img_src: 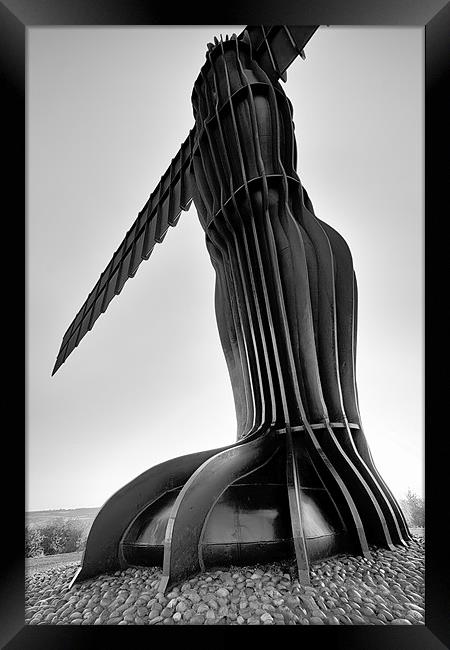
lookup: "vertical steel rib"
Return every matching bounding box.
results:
[159,431,278,593]
[295,199,399,547]
[322,217,410,542]
[245,58,370,562]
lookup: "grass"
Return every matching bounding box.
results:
[26,551,82,574]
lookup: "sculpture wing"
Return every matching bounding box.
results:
[52,26,319,375]
[52,129,195,375]
[239,25,319,82]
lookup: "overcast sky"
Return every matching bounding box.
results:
[27,26,423,511]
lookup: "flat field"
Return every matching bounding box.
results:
[26,508,99,526]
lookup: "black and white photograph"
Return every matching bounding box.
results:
[26,24,426,626]
[1,3,447,646]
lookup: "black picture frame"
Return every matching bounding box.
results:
[2,1,448,648]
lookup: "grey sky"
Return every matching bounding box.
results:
[27,26,423,511]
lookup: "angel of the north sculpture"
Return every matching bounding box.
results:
[52,26,411,594]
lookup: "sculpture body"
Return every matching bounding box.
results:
[53,28,411,593]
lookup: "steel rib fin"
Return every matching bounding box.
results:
[229,211,280,437]
[285,427,310,584]
[159,430,278,593]
[240,26,318,82]
[248,196,313,580]
[208,247,250,438]
[351,423,413,543]
[294,197,401,548]
[335,422,407,546]
[234,67,323,581]
[52,128,195,376]
[210,40,282,435]
[315,424,396,549]
[212,46,275,437]
[249,183,371,559]
[193,79,256,436]
[208,224,256,436]
[70,442,235,587]
[316,214,411,544]
[249,194,312,581]
[302,426,370,557]
[321,216,412,541]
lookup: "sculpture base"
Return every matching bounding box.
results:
[72,427,410,593]
[120,450,352,573]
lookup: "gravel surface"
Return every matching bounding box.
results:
[25,538,424,626]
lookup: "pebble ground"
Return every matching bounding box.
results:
[25,537,424,626]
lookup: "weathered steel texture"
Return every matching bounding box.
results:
[58,27,411,593]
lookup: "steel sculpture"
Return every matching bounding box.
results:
[52,26,411,593]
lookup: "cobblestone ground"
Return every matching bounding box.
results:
[25,538,424,626]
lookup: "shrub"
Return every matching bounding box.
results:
[37,518,87,555]
[25,525,44,558]
[400,489,425,528]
